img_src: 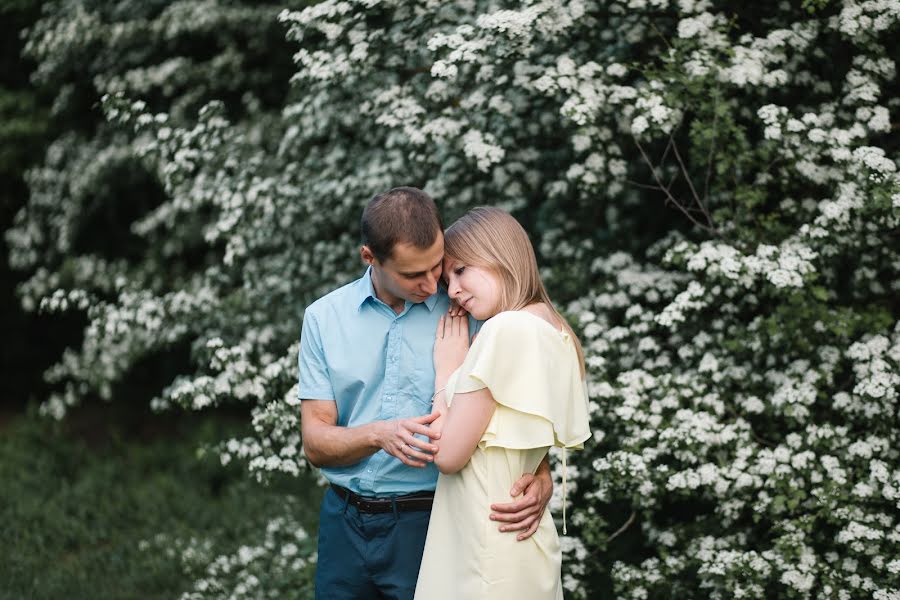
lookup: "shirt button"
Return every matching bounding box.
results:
[386,395,392,401]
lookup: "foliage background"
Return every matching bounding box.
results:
[3,0,899,598]
[1,1,321,597]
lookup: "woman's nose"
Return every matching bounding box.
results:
[445,276,458,297]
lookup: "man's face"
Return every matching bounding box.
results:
[364,233,444,305]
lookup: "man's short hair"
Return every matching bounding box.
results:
[361,187,443,262]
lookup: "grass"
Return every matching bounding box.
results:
[0,406,323,600]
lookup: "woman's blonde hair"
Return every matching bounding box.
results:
[443,206,585,377]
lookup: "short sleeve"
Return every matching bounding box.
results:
[446,311,591,450]
[298,309,335,402]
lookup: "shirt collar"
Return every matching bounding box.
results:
[355,266,440,312]
[354,266,377,310]
[422,290,439,311]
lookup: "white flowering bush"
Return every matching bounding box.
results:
[140,501,316,599]
[7,0,900,597]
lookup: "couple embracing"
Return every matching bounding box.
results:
[298,187,591,599]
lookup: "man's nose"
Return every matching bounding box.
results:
[422,272,438,295]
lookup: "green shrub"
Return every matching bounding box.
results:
[0,412,319,599]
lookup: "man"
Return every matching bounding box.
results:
[298,187,553,599]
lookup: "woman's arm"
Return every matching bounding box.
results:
[431,313,495,473]
[431,313,553,540]
[430,313,470,437]
[431,386,496,474]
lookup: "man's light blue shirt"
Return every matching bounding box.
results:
[298,267,453,496]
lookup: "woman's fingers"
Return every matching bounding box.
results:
[448,300,468,317]
[437,314,469,340]
[452,314,464,337]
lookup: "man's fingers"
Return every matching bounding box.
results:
[401,445,434,463]
[489,506,535,523]
[411,412,440,424]
[389,448,427,468]
[407,413,441,437]
[401,432,438,455]
[499,515,537,533]
[516,518,542,541]
[490,496,538,514]
[405,421,441,440]
[509,473,535,497]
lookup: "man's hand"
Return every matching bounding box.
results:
[377,413,441,468]
[489,466,553,541]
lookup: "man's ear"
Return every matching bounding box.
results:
[360,245,377,266]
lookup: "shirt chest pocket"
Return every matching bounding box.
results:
[399,338,435,416]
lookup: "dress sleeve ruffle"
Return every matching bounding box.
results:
[446,311,591,450]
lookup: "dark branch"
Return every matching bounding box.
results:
[633,136,722,237]
[607,511,637,543]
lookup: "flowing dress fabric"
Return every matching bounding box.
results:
[414,311,591,600]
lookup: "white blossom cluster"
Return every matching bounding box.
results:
[664,239,819,290]
[7,0,900,596]
[140,503,316,599]
[180,515,314,599]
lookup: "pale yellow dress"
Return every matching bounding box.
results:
[414,311,591,600]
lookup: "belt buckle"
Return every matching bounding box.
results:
[360,497,391,513]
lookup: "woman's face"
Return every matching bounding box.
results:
[443,258,501,320]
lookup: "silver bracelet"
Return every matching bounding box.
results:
[431,387,446,402]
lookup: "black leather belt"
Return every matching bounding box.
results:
[331,484,434,513]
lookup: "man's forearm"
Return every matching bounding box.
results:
[303,421,384,468]
[536,454,551,478]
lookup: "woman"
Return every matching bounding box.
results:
[414,207,591,600]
